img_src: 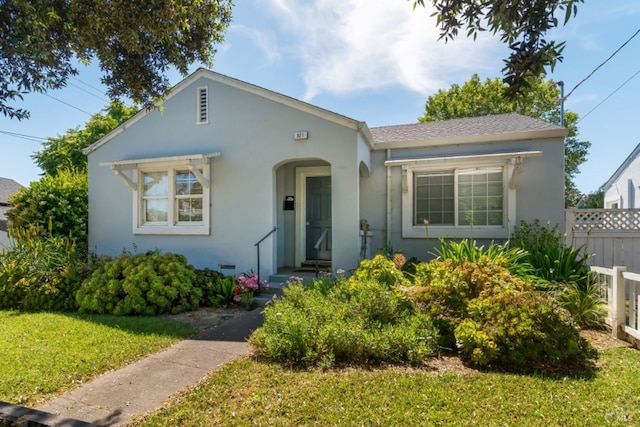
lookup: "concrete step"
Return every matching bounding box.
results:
[253,272,320,307]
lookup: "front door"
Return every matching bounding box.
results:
[306,175,331,260]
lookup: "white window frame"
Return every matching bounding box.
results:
[196,86,209,125]
[100,153,219,236]
[134,163,210,235]
[400,159,521,239]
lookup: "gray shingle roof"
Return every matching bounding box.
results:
[0,178,23,232]
[370,113,564,144]
[0,177,22,205]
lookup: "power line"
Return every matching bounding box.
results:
[70,76,106,96]
[43,93,93,116]
[68,82,109,102]
[0,130,48,143]
[565,27,640,100]
[577,68,640,124]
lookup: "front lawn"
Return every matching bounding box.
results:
[136,347,640,426]
[0,310,196,406]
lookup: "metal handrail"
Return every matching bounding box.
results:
[255,226,277,294]
[314,227,330,277]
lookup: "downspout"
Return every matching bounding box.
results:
[386,149,392,244]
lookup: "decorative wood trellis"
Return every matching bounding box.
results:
[566,209,640,274]
[570,209,640,231]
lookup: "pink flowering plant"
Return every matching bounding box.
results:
[233,273,266,307]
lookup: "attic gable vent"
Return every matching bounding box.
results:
[197,86,208,124]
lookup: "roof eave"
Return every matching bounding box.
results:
[373,128,569,150]
[602,142,640,190]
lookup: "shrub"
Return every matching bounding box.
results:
[249,279,438,368]
[455,285,595,370]
[193,268,226,307]
[405,258,529,349]
[0,227,89,311]
[76,251,201,315]
[348,254,409,288]
[6,169,88,249]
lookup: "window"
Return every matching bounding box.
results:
[136,165,210,235]
[401,163,517,239]
[101,152,218,236]
[197,86,208,124]
[414,168,504,228]
[388,151,542,239]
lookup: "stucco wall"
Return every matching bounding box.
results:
[359,137,566,261]
[88,75,362,276]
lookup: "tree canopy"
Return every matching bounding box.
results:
[0,0,232,120]
[413,0,583,99]
[419,74,590,205]
[32,101,138,176]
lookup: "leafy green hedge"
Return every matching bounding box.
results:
[76,251,201,315]
[6,169,88,248]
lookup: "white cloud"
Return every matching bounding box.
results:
[255,0,504,100]
[229,24,282,65]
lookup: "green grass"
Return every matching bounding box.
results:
[137,348,640,426]
[0,310,197,406]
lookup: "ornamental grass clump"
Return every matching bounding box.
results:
[0,226,89,312]
[76,251,201,315]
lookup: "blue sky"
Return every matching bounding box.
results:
[1,1,638,195]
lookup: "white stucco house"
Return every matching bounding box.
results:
[83,69,567,277]
[0,177,23,249]
[603,143,640,209]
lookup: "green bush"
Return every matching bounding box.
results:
[249,279,438,368]
[76,251,201,315]
[6,169,88,249]
[348,254,409,288]
[455,285,595,370]
[406,258,529,349]
[193,268,229,307]
[0,227,89,311]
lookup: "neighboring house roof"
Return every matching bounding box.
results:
[83,68,375,156]
[370,113,568,149]
[0,177,23,232]
[602,142,640,191]
[0,177,22,205]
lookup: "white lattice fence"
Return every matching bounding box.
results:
[570,209,640,231]
[566,209,640,273]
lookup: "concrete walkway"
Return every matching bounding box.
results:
[35,308,264,426]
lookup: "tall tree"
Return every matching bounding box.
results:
[32,102,138,176]
[413,0,583,99]
[419,74,590,205]
[0,0,232,120]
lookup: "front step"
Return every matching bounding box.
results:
[252,272,318,308]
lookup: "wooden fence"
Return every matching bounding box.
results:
[565,209,640,273]
[591,265,640,342]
